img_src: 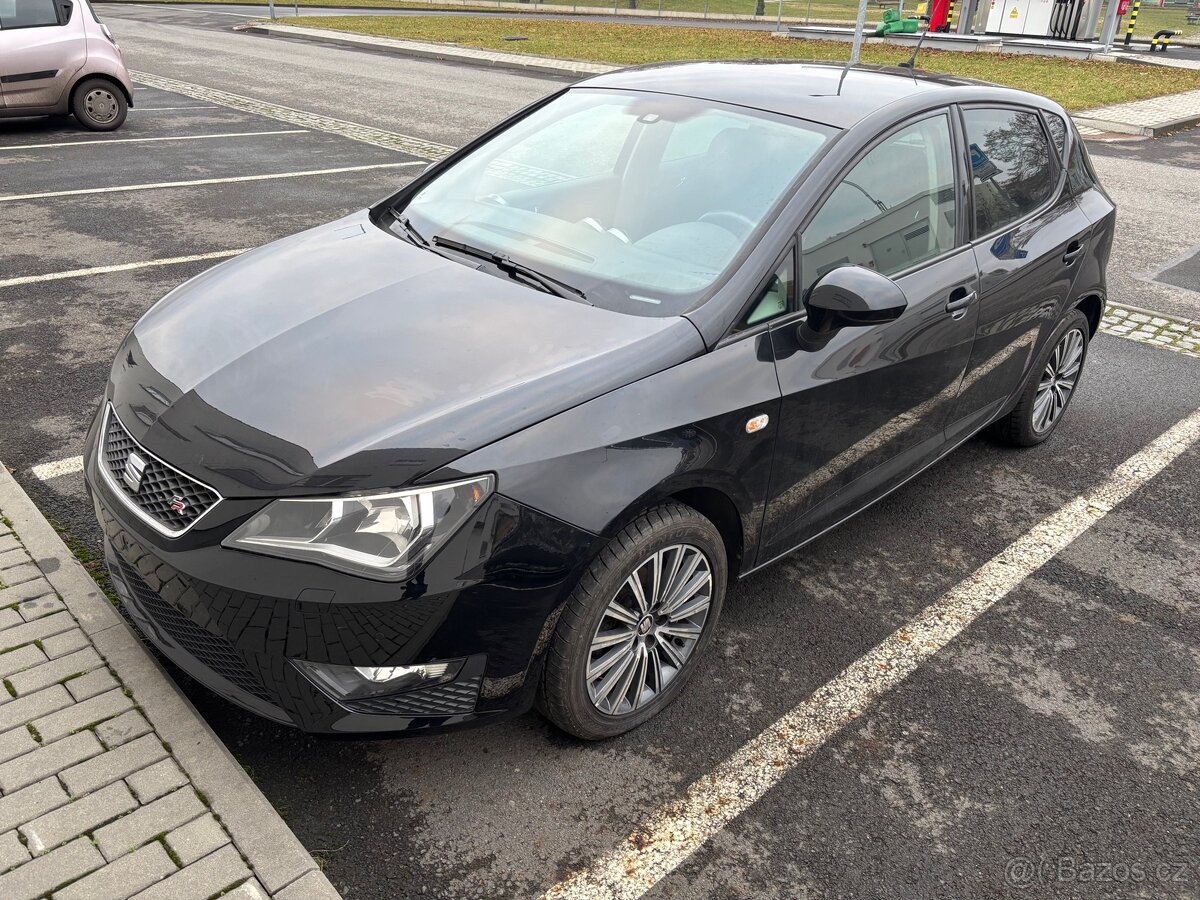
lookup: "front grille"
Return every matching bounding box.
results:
[115,559,273,703]
[102,407,219,534]
[342,676,481,717]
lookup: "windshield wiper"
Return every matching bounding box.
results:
[393,213,434,250]
[432,236,592,305]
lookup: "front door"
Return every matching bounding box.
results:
[0,0,87,111]
[758,111,979,564]
[947,105,1097,440]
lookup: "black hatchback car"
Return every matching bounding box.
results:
[86,62,1113,740]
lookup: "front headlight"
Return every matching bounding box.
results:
[223,475,493,581]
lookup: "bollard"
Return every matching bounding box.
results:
[946,0,956,31]
[1123,0,1139,46]
[1150,28,1176,50]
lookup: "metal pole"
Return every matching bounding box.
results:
[955,0,975,32]
[848,0,871,65]
[1123,0,1139,44]
[777,0,783,30]
[268,0,275,19]
[1099,0,1122,47]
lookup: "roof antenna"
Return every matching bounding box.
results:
[899,15,933,73]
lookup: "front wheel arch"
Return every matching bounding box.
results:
[597,481,748,583]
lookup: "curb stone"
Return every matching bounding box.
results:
[245,21,620,77]
[0,464,341,900]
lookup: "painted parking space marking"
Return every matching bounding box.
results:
[542,406,1200,900]
[131,71,456,160]
[0,161,422,203]
[0,130,308,152]
[30,457,84,481]
[0,249,250,290]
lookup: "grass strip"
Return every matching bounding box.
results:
[287,15,1200,109]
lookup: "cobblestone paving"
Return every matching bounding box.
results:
[1075,87,1200,134]
[1102,303,1200,358]
[130,70,456,161]
[0,516,268,900]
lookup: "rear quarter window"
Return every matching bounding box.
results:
[963,107,1055,237]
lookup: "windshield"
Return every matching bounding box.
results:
[396,89,835,317]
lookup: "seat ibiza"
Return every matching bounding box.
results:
[86,62,1113,740]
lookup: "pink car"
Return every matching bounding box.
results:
[0,0,133,131]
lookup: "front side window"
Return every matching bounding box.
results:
[0,0,62,27]
[397,89,834,317]
[800,114,958,297]
[964,107,1055,237]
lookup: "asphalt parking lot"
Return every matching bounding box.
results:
[2,7,1199,899]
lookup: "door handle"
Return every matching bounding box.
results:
[1062,241,1084,265]
[945,288,976,317]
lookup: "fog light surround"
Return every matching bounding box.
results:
[292,657,465,702]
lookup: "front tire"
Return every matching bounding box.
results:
[539,502,727,741]
[989,309,1090,447]
[72,79,128,132]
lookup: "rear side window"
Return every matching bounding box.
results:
[0,0,62,27]
[963,108,1055,236]
[1046,113,1068,159]
[801,114,958,296]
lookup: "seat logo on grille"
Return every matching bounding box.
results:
[122,451,147,493]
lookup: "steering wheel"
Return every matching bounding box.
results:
[699,210,757,239]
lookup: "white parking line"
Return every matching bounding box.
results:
[31,457,84,481]
[131,105,221,112]
[543,405,1200,900]
[0,161,422,203]
[0,130,308,152]
[0,250,249,290]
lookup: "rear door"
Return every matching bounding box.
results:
[0,0,87,111]
[756,110,980,564]
[946,104,1096,440]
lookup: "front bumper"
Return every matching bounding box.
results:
[85,420,596,736]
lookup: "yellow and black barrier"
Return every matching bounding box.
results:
[1123,0,1140,46]
[1149,28,1176,51]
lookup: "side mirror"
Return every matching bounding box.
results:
[804,265,907,332]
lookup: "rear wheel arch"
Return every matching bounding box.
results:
[70,72,132,108]
[1075,294,1104,337]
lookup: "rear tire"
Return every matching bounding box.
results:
[989,309,1090,447]
[539,502,727,741]
[72,79,127,132]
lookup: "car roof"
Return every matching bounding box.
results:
[576,61,1054,130]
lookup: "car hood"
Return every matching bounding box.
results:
[107,211,703,498]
